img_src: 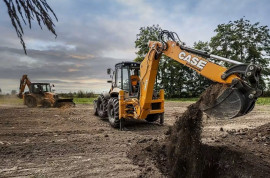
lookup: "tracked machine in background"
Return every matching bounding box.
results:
[18,75,75,108]
[94,30,262,129]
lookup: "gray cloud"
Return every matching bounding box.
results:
[0,0,269,94]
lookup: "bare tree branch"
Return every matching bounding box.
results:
[3,0,58,54]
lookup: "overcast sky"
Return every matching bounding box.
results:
[0,0,269,94]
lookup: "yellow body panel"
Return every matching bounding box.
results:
[151,41,239,84]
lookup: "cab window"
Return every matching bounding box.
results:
[116,68,121,88]
[122,67,130,91]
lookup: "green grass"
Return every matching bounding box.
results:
[0,97,23,105]
[0,97,96,105]
[256,97,270,105]
[73,98,96,104]
[166,97,270,105]
[1,96,269,105]
[165,98,198,102]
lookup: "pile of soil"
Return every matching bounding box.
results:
[128,83,270,177]
[198,83,227,110]
[166,83,227,177]
[167,102,203,177]
[57,102,76,109]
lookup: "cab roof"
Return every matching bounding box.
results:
[115,61,140,68]
[31,83,50,85]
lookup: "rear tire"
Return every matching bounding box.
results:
[107,98,120,128]
[145,114,159,122]
[25,96,37,108]
[97,95,108,118]
[41,100,51,108]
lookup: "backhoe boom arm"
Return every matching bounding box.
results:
[135,35,261,119]
[18,75,31,99]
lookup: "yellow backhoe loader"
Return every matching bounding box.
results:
[94,30,262,129]
[18,75,75,108]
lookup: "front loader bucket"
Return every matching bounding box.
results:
[54,98,75,108]
[200,81,261,119]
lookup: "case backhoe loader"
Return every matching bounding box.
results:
[94,30,262,129]
[18,75,75,108]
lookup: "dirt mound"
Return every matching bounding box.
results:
[129,139,270,177]
[128,83,270,177]
[198,83,227,109]
[167,102,203,177]
[57,102,75,109]
[166,84,224,177]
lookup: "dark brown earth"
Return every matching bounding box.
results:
[128,84,270,178]
[166,84,230,177]
[0,98,269,177]
[167,102,203,178]
[128,123,270,177]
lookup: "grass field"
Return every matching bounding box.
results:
[0,97,23,105]
[256,97,270,105]
[166,97,270,105]
[166,98,198,102]
[1,97,270,105]
[73,98,95,104]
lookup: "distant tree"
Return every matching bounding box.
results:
[77,90,85,98]
[11,90,17,95]
[67,92,74,98]
[0,88,2,93]
[134,25,201,98]
[135,19,270,98]
[2,0,58,54]
[135,25,162,62]
[190,41,212,96]
[210,18,270,88]
[134,25,165,93]
[85,91,95,98]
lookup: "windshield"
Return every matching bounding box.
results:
[32,84,51,93]
[122,67,130,91]
[41,84,51,92]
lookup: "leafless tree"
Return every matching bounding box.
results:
[3,0,58,54]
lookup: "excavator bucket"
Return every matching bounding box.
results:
[200,81,261,119]
[54,98,75,108]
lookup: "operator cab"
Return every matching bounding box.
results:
[112,61,140,96]
[29,83,52,94]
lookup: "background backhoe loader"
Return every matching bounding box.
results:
[18,75,75,108]
[94,30,262,129]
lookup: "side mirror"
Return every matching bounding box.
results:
[107,68,112,75]
[107,80,112,83]
[52,84,55,87]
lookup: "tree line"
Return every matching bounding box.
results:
[0,89,97,98]
[58,91,97,98]
[134,19,270,98]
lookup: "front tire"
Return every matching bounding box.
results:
[107,98,120,128]
[41,100,51,108]
[25,96,37,108]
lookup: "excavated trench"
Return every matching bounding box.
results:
[128,84,270,178]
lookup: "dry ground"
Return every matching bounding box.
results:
[0,102,269,177]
